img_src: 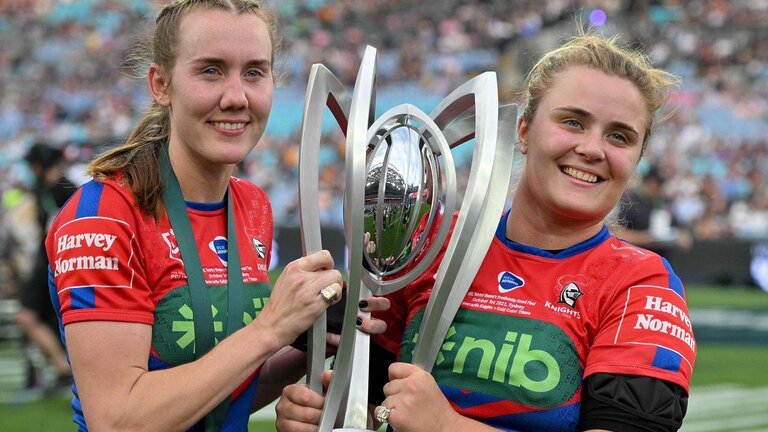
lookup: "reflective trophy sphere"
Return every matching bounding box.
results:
[362,116,443,278]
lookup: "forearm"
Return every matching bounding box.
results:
[75,321,284,432]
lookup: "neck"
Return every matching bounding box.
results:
[506,187,604,250]
[168,145,234,203]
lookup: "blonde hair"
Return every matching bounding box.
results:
[520,26,679,154]
[88,0,279,219]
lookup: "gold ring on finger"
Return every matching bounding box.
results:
[374,405,391,423]
[319,285,339,305]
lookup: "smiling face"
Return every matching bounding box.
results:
[150,8,274,178]
[517,65,647,228]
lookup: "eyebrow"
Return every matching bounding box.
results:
[189,57,272,69]
[554,106,640,138]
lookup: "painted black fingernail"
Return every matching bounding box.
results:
[358,300,368,308]
[356,317,363,326]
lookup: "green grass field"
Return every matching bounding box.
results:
[1,284,766,431]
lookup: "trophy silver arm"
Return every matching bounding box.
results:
[298,63,351,393]
[412,73,517,372]
[317,45,377,432]
[441,103,519,149]
[299,44,516,432]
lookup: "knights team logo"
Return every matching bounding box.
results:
[252,237,267,260]
[558,282,583,308]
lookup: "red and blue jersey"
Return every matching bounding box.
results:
[46,175,274,431]
[374,211,696,431]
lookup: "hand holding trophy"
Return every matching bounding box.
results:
[298,45,517,431]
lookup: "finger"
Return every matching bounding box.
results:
[382,378,399,398]
[285,383,324,410]
[356,316,387,335]
[358,296,390,313]
[388,361,420,380]
[318,282,343,306]
[377,397,397,424]
[297,250,335,271]
[275,386,325,431]
[325,332,340,348]
[315,270,344,293]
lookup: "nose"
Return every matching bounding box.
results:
[574,131,605,161]
[220,74,249,111]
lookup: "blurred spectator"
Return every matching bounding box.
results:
[14,142,76,393]
[615,166,693,258]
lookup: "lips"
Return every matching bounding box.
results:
[561,166,601,183]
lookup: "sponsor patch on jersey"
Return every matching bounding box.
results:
[614,286,696,367]
[209,236,228,266]
[497,271,524,293]
[53,216,134,291]
[402,308,581,409]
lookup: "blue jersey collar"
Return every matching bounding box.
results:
[495,210,610,259]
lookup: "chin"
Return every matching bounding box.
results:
[214,144,251,162]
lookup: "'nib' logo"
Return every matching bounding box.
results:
[408,325,457,366]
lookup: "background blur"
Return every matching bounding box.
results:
[1,0,767,431]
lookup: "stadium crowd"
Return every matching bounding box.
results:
[1,0,767,276]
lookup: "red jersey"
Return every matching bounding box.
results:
[46,176,273,431]
[374,211,696,431]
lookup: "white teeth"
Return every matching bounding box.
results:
[213,122,245,130]
[562,167,598,183]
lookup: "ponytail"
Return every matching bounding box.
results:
[87,102,170,219]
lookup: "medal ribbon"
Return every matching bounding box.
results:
[159,143,245,431]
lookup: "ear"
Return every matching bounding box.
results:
[148,63,171,107]
[517,115,529,155]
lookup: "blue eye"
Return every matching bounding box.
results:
[246,69,265,78]
[563,119,582,128]
[608,132,628,143]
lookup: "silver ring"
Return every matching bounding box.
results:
[374,405,391,423]
[319,285,339,305]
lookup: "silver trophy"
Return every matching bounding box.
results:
[298,45,517,432]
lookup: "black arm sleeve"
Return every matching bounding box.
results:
[367,340,396,405]
[579,373,688,432]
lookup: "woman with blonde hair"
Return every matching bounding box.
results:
[276,27,695,432]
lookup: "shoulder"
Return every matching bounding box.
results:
[51,178,145,232]
[231,177,269,202]
[594,235,686,299]
[603,235,667,266]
